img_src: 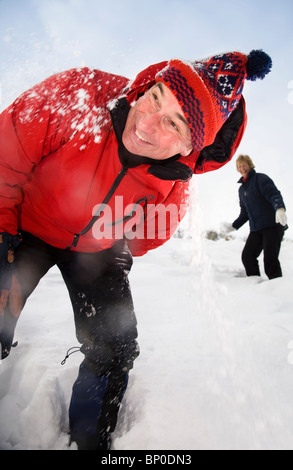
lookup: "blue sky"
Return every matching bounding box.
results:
[1,0,293,234]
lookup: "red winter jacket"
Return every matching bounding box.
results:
[0,63,246,256]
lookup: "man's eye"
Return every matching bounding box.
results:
[152,92,159,102]
[170,120,178,131]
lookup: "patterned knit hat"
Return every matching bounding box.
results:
[156,50,272,151]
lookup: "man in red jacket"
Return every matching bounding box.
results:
[0,50,271,449]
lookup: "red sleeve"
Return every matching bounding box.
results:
[0,82,54,233]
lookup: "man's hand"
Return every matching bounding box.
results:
[0,314,18,359]
[0,233,21,359]
[0,233,21,291]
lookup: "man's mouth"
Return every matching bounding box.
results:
[135,129,151,144]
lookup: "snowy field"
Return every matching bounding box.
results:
[0,230,293,451]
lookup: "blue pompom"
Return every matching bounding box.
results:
[246,50,272,81]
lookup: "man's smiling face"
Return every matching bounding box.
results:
[122,82,193,160]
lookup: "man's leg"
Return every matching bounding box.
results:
[0,232,57,359]
[262,226,284,279]
[241,231,263,277]
[58,240,139,450]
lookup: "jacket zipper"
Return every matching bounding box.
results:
[66,166,128,250]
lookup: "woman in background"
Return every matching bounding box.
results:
[226,155,287,279]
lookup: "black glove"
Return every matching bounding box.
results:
[0,232,21,290]
[0,313,18,359]
[0,232,21,359]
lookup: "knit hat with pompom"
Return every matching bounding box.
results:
[156,50,272,151]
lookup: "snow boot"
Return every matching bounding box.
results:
[71,429,112,451]
[69,362,128,450]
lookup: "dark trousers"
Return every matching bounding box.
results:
[6,232,139,449]
[241,226,285,279]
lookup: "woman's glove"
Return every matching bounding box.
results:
[275,208,287,227]
[220,222,236,236]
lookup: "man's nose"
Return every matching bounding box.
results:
[139,110,161,131]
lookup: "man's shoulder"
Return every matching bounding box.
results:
[50,67,128,87]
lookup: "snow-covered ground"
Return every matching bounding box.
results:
[0,230,293,451]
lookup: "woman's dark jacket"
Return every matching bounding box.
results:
[232,169,286,232]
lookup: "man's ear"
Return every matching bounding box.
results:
[180,146,193,157]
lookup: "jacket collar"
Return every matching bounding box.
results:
[109,97,193,182]
[238,168,255,184]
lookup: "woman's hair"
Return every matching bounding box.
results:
[236,154,255,169]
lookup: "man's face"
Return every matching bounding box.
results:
[237,161,251,178]
[122,82,193,160]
